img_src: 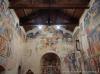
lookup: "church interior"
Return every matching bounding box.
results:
[0,0,100,74]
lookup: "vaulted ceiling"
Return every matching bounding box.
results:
[9,0,90,32]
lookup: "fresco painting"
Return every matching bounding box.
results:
[90,0,100,18]
[83,0,100,56]
[0,25,13,66]
[0,1,16,69]
[33,26,68,52]
[84,0,100,34]
[89,24,100,55]
[81,0,100,72]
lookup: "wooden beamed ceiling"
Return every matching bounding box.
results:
[9,0,90,32]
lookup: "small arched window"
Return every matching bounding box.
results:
[26,69,34,74]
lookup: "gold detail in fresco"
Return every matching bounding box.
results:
[0,36,7,56]
[0,26,12,57]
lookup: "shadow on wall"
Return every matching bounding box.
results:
[26,69,34,74]
[0,65,5,74]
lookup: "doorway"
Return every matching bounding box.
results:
[0,65,5,74]
[41,53,61,74]
[18,66,21,74]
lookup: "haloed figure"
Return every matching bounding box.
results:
[26,69,34,74]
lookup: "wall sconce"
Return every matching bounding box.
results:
[37,25,43,30]
[56,25,61,30]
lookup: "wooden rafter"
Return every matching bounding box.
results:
[20,22,78,26]
[10,0,26,5]
[9,3,89,9]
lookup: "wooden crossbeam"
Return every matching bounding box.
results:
[20,22,78,26]
[9,3,89,9]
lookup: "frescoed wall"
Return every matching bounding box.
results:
[21,26,74,74]
[0,0,26,74]
[79,0,100,73]
[1,0,100,74]
[81,0,100,56]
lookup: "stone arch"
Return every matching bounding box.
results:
[40,52,61,74]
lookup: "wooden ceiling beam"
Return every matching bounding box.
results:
[20,22,78,26]
[9,3,89,9]
[9,0,26,5]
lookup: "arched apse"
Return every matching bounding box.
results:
[40,52,61,74]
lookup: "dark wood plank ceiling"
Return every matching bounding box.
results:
[9,0,90,32]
